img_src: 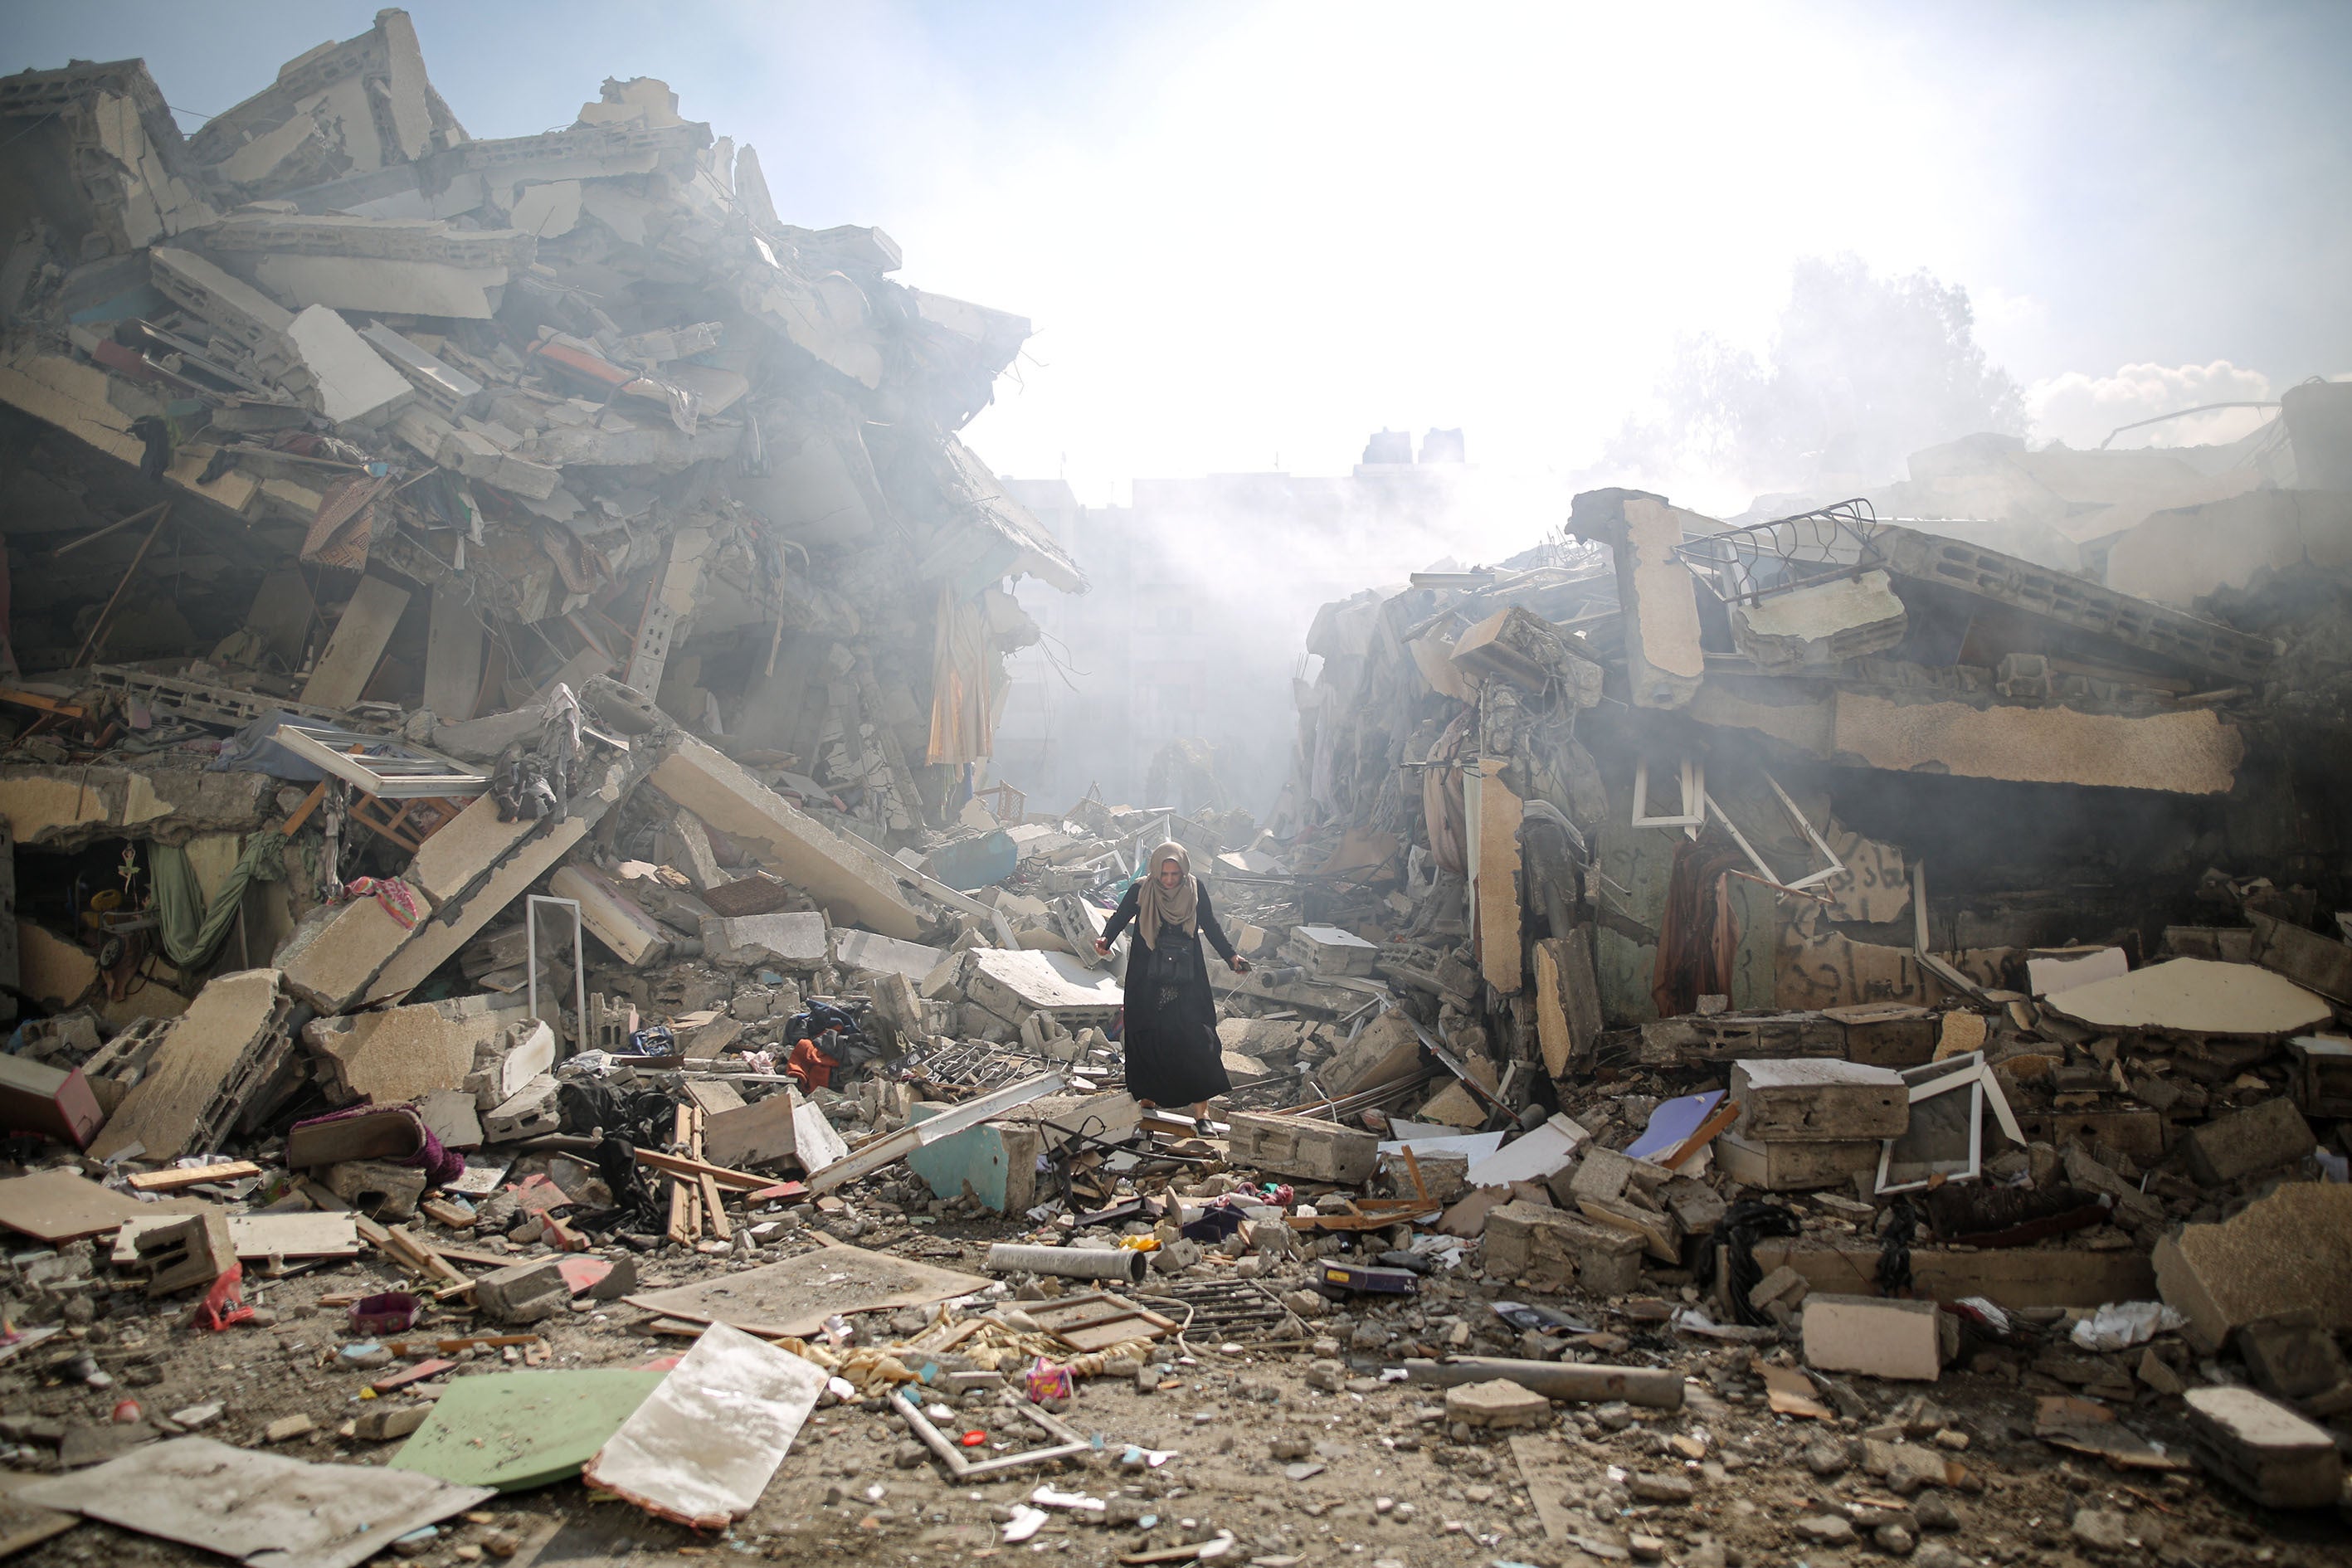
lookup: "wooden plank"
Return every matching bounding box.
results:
[1533,938,1571,1078]
[665,1105,694,1247]
[421,586,485,723]
[1473,761,1524,995]
[634,1147,775,1192]
[689,1106,729,1244]
[299,574,411,709]
[125,1161,261,1192]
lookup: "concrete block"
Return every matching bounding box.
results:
[474,1257,568,1324]
[1317,1010,1423,1097]
[1731,1059,1908,1142]
[700,911,829,967]
[1717,1132,1883,1192]
[1283,923,1379,978]
[1483,1199,1643,1297]
[1565,1146,1639,1205]
[2184,1385,2343,1509]
[134,1211,236,1296]
[835,929,945,983]
[353,1404,431,1441]
[1224,1111,1378,1184]
[1751,1264,1809,1312]
[483,1074,560,1142]
[1824,1003,1939,1069]
[2182,1097,2315,1185]
[1802,1294,1945,1381]
[2236,1310,2351,1403]
[1444,1378,1551,1429]
[285,303,414,427]
[2155,1183,2352,1344]
[549,864,669,967]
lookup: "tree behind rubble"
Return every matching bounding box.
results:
[1604,254,2026,499]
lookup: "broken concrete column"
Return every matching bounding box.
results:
[1571,489,1708,709]
[650,737,923,939]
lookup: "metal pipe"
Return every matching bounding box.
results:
[984,1243,1148,1284]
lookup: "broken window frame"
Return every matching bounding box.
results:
[1630,756,1706,830]
[1702,772,1848,894]
[1874,1049,2024,1195]
[525,894,587,1048]
[270,724,490,800]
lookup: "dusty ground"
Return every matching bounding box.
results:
[7,1196,2352,1568]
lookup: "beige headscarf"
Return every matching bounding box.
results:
[1135,840,1199,949]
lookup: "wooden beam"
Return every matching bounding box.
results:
[634,1146,777,1192]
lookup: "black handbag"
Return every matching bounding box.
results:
[1141,923,1194,986]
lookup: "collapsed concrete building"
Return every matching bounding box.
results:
[1280,392,2352,1051]
[7,12,2352,1557]
[0,11,1085,1056]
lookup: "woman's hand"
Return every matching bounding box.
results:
[1093,937,1112,957]
[1229,955,1250,974]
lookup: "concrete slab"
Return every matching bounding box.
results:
[90,970,291,1162]
[650,738,921,939]
[2045,958,2333,1038]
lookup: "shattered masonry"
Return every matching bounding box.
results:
[2,8,2352,1563]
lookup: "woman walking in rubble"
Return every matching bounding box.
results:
[1095,841,1249,1126]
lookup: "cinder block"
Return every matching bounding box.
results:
[1224,1110,1378,1184]
[1751,1264,1809,1312]
[1283,924,1380,978]
[1483,1199,1643,1297]
[135,1211,236,1297]
[2184,1385,2344,1509]
[474,1257,569,1324]
[2183,1097,2315,1186]
[483,1074,560,1142]
[1802,1293,1944,1381]
[1717,1132,1883,1192]
[1731,1059,1908,1142]
[1564,1146,1639,1205]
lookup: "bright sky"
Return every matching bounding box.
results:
[6,1,2348,524]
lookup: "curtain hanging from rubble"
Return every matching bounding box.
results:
[149,829,287,971]
[926,587,994,765]
[1651,835,1747,1018]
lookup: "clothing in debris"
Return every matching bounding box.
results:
[1103,863,1237,1108]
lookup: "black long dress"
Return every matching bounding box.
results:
[1102,879,1236,1108]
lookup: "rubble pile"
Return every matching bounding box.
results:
[4,11,2352,1564]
